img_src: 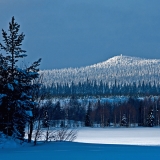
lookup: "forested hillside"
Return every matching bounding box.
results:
[40,55,160,86]
[40,56,160,97]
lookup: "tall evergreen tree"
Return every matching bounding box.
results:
[0,17,41,140]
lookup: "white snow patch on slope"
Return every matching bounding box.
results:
[40,55,160,85]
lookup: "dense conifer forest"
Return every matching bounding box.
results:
[41,80,160,98]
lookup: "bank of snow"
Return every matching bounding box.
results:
[1,142,160,160]
[1,128,160,160]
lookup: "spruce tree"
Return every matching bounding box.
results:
[146,109,154,127]
[0,17,41,140]
[53,101,62,120]
[85,102,92,127]
[42,110,49,128]
[121,114,127,126]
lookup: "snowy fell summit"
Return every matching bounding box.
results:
[40,55,160,86]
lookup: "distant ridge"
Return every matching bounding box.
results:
[40,55,160,86]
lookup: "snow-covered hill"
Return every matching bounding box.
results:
[40,55,160,86]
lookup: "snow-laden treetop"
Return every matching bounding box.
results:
[40,55,160,86]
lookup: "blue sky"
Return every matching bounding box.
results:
[0,0,160,69]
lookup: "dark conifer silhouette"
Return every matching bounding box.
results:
[0,17,41,140]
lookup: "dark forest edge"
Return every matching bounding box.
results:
[41,80,160,98]
[39,95,160,128]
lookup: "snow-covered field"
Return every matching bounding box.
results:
[1,127,160,160]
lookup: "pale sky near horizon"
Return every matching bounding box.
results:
[0,0,160,69]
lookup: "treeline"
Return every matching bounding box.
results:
[41,96,160,128]
[41,80,160,98]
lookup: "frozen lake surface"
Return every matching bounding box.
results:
[76,127,160,145]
